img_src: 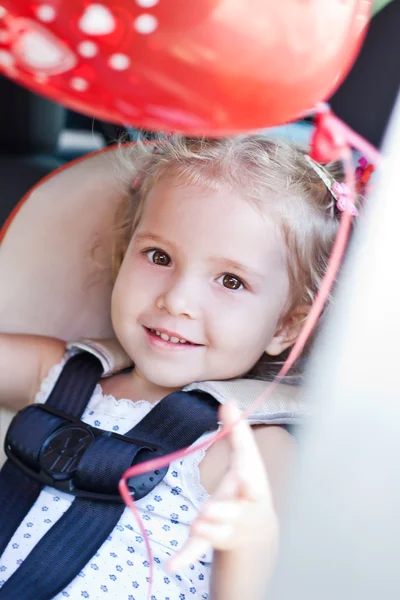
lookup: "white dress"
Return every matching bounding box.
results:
[0,356,214,600]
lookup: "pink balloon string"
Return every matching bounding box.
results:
[118,105,382,600]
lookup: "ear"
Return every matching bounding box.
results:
[265,305,309,357]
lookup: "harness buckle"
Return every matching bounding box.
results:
[5,404,168,503]
[39,424,95,481]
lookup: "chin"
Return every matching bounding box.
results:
[140,366,196,391]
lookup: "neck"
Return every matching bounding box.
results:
[121,368,181,404]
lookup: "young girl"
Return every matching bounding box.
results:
[0,135,346,600]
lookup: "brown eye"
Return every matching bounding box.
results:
[148,249,171,266]
[221,274,243,290]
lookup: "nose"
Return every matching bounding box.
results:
[157,273,201,319]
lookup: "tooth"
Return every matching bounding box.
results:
[156,330,161,336]
[160,333,170,341]
[179,339,186,344]
[170,337,180,343]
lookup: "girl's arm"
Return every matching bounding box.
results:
[0,333,65,410]
[168,404,297,600]
[209,424,295,600]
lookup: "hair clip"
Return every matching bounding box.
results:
[304,154,359,217]
[331,181,358,216]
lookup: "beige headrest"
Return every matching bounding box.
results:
[0,146,134,340]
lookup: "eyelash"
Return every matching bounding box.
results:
[142,248,247,291]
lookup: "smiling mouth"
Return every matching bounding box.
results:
[145,327,200,346]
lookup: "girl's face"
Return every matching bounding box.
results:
[111,178,291,391]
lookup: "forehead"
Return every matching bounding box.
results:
[137,179,287,267]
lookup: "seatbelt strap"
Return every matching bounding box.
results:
[0,353,103,558]
[0,353,219,600]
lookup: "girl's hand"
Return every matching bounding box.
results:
[167,403,278,571]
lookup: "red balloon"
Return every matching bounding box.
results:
[0,1,371,135]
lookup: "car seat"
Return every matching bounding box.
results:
[0,145,128,463]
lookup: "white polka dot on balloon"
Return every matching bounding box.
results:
[0,50,14,69]
[79,4,116,35]
[108,53,131,70]
[14,30,77,74]
[134,14,158,34]
[136,0,159,7]
[70,77,89,92]
[78,41,98,58]
[0,6,7,19]
[35,5,57,23]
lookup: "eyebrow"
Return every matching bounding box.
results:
[211,258,265,280]
[135,232,175,247]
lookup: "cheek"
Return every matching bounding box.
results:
[112,258,167,317]
[208,315,269,379]
[210,296,279,357]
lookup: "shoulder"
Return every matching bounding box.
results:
[251,425,297,509]
[252,423,296,453]
[30,339,68,406]
[200,423,297,507]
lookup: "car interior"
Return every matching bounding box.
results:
[0,0,399,463]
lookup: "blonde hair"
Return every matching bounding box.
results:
[112,135,353,381]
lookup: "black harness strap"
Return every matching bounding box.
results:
[0,353,102,558]
[2,499,127,599]
[45,352,105,414]
[0,353,219,600]
[0,460,42,558]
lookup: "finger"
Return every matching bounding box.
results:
[219,404,264,474]
[191,520,236,547]
[167,537,210,572]
[219,403,270,500]
[235,472,267,502]
[220,403,264,467]
[204,468,239,502]
[200,500,242,523]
